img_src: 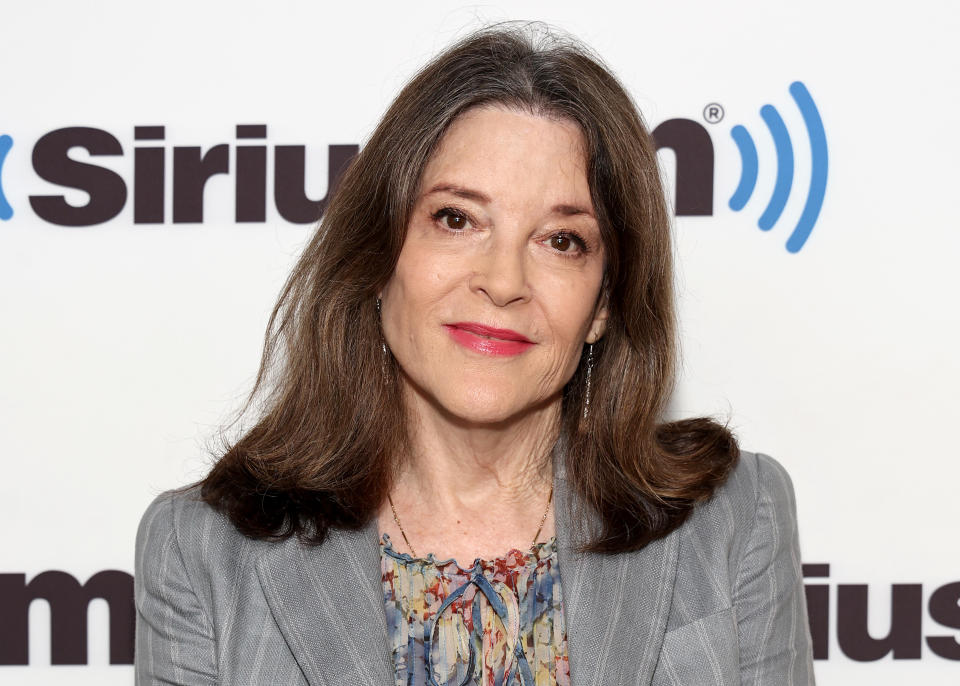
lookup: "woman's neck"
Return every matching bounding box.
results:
[379,383,560,563]
[400,382,559,503]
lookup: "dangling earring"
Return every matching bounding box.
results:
[376,297,388,368]
[582,342,593,419]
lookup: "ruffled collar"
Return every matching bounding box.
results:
[380,531,558,578]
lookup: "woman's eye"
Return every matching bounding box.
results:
[548,232,587,256]
[433,208,471,231]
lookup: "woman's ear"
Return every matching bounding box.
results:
[586,291,610,344]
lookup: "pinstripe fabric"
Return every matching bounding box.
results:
[134,449,815,685]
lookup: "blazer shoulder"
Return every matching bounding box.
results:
[684,448,800,567]
[667,450,803,624]
[137,485,217,557]
[135,484,263,592]
[707,449,796,521]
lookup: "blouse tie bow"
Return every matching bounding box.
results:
[423,568,537,686]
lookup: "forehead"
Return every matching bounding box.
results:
[420,105,591,203]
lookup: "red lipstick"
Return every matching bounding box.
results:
[444,322,534,357]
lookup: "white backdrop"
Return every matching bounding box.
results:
[1,1,958,684]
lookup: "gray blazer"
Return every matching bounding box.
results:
[134,449,815,685]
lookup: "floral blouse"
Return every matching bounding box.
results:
[380,532,570,686]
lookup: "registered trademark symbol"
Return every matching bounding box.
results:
[703,103,724,124]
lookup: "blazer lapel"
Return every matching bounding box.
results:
[554,450,681,686]
[255,517,393,686]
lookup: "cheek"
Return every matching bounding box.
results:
[539,272,602,338]
[384,244,462,338]
[391,257,455,309]
[533,288,596,372]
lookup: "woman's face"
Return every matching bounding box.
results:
[380,105,608,424]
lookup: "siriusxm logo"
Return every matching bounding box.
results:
[15,125,357,226]
[0,86,828,253]
[727,81,828,253]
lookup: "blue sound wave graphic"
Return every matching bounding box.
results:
[758,105,793,231]
[728,81,827,253]
[0,134,12,221]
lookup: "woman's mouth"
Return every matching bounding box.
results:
[443,323,535,356]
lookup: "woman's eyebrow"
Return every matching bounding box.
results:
[425,183,490,204]
[424,183,595,219]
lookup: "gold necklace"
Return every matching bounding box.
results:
[387,484,554,559]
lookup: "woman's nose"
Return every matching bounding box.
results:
[469,234,531,307]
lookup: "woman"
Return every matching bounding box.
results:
[135,22,815,686]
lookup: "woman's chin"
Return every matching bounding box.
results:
[436,392,523,424]
[399,371,554,425]
[437,388,560,428]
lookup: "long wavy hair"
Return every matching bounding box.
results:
[198,21,739,554]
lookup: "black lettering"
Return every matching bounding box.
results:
[134,126,165,224]
[927,581,960,659]
[651,119,714,216]
[236,124,267,222]
[173,144,229,223]
[0,570,134,665]
[837,583,922,660]
[274,144,357,224]
[29,127,126,226]
[805,586,829,659]
[803,564,830,659]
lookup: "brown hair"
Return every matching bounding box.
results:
[198,21,738,554]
